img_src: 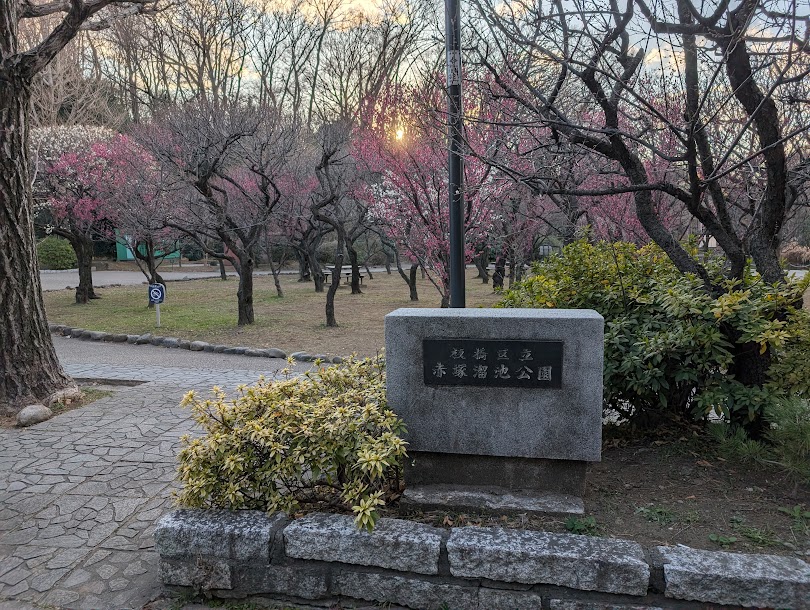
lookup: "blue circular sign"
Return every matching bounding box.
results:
[148,283,165,304]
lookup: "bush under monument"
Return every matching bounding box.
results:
[175,355,406,531]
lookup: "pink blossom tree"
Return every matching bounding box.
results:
[354,83,500,307]
[141,102,297,325]
[95,135,181,291]
[33,127,118,303]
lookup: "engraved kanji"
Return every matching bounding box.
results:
[473,348,487,360]
[493,364,511,379]
[433,363,447,378]
[473,365,488,378]
[453,364,467,378]
[450,348,465,359]
[516,366,533,380]
[519,349,533,361]
[497,349,509,360]
[537,366,552,381]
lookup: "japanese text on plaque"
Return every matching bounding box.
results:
[423,339,563,388]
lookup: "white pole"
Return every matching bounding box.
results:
[156,303,161,327]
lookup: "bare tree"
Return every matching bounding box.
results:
[315,0,434,126]
[309,121,353,326]
[21,15,125,128]
[143,101,296,325]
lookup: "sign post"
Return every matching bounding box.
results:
[148,283,166,327]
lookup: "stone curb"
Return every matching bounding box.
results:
[657,545,810,609]
[47,324,344,364]
[155,510,810,609]
[284,513,443,575]
[446,525,649,595]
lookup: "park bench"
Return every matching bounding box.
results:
[322,269,364,285]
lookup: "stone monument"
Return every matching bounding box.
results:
[385,308,604,515]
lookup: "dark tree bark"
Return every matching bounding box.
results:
[325,238,344,327]
[407,264,418,301]
[268,256,283,298]
[384,247,393,274]
[235,256,254,326]
[307,245,325,292]
[0,66,76,413]
[70,234,97,304]
[0,0,156,412]
[492,255,506,290]
[346,240,362,294]
[474,248,490,284]
[389,239,418,301]
[296,249,309,282]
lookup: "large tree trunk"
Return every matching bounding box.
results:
[72,235,96,304]
[0,68,75,413]
[236,256,255,325]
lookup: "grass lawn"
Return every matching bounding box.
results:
[44,268,502,357]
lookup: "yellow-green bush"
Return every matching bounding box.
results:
[499,239,810,431]
[176,355,407,531]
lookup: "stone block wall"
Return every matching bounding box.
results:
[155,510,810,610]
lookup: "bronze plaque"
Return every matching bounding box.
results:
[423,339,563,388]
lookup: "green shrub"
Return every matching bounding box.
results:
[175,355,407,531]
[498,239,810,429]
[766,398,810,486]
[37,236,77,270]
[715,398,810,487]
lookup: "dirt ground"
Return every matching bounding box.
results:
[388,431,810,558]
[0,383,115,429]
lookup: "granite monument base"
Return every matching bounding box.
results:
[400,451,586,516]
[385,308,604,518]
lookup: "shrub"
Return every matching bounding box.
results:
[37,236,77,270]
[498,239,810,430]
[714,398,810,488]
[766,398,810,486]
[175,355,407,531]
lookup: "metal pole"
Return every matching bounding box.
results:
[156,303,161,328]
[446,0,465,308]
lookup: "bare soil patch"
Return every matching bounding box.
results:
[388,431,810,558]
[0,383,115,429]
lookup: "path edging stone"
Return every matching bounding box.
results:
[48,324,344,363]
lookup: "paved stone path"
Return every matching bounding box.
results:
[0,359,310,609]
